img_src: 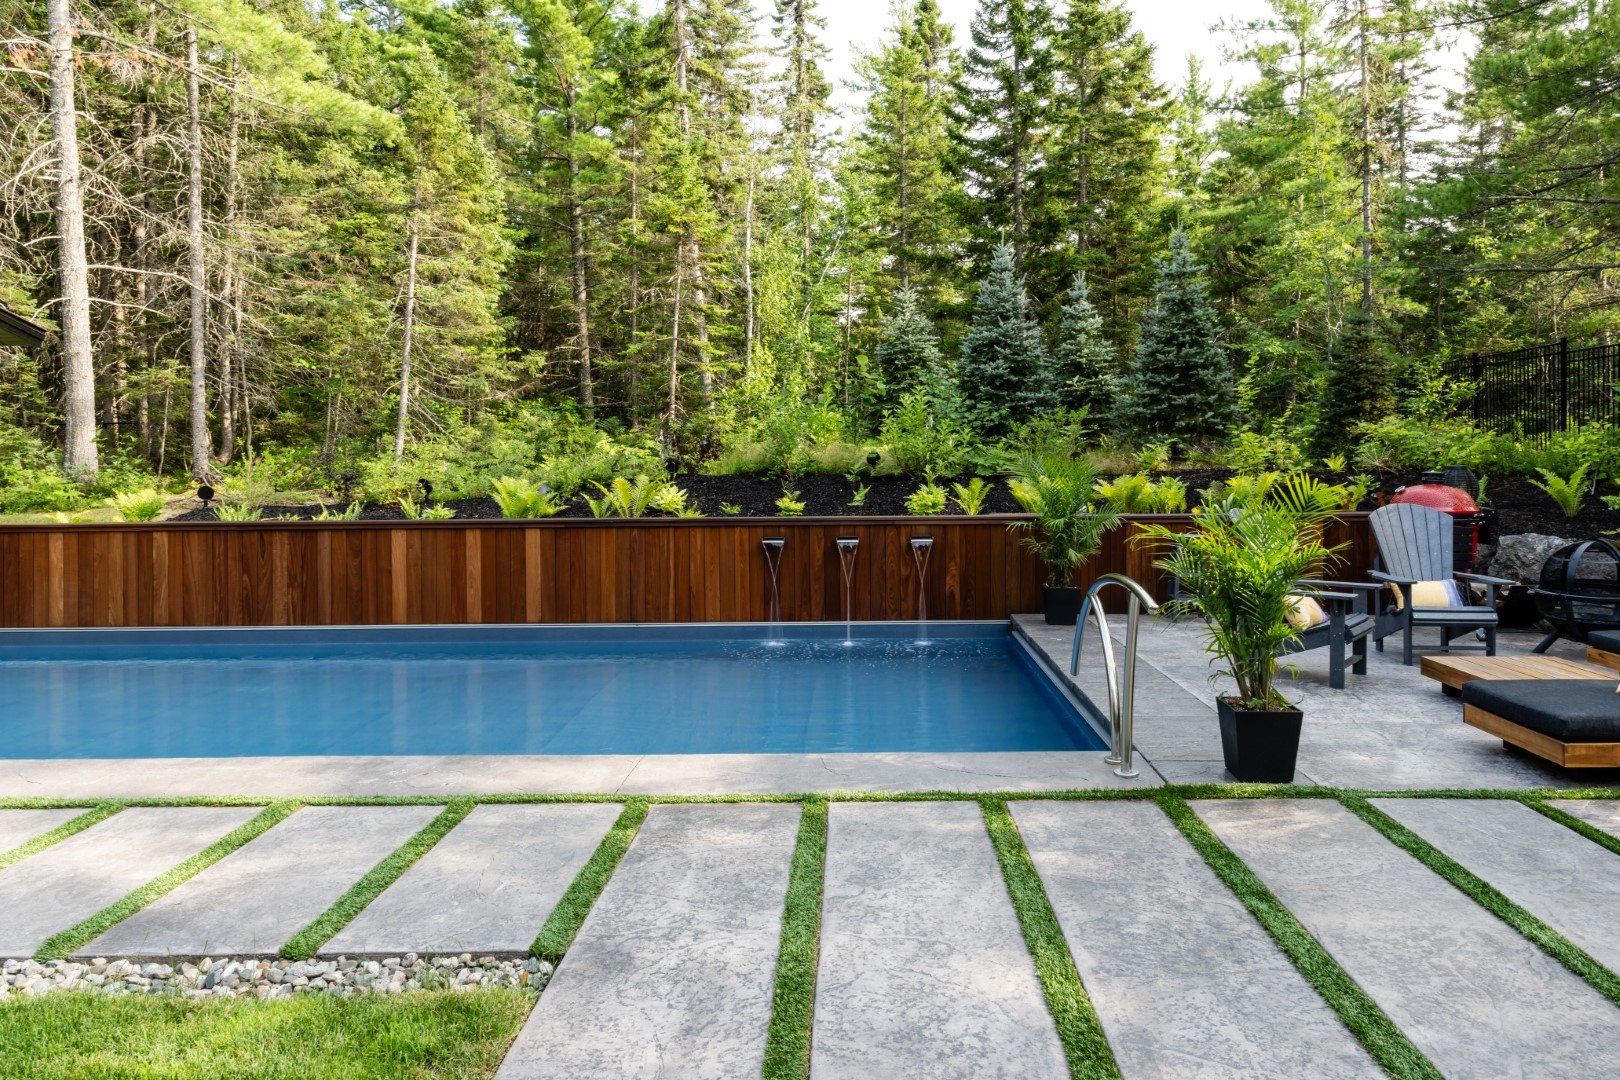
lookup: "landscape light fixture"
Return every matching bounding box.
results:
[197,484,215,508]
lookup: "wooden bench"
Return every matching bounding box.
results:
[1421,655,1620,768]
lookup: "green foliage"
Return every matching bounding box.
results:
[1132,441,1172,474]
[312,502,364,521]
[1052,273,1118,413]
[1140,497,1342,708]
[397,494,455,520]
[721,502,743,516]
[873,286,946,404]
[905,482,948,515]
[1311,310,1396,456]
[1114,233,1237,442]
[1093,473,1187,514]
[1530,466,1589,518]
[491,477,563,519]
[213,504,264,521]
[1226,431,1306,475]
[1351,417,1507,474]
[951,477,993,515]
[848,484,870,508]
[1009,454,1122,586]
[108,489,167,522]
[587,476,667,518]
[879,389,966,479]
[776,490,806,516]
[958,244,1059,433]
[648,484,700,517]
[1322,454,1347,472]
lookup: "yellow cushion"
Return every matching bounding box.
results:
[1391,579,1464,610]
[1284,594,1326,630]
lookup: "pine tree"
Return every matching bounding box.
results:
[1114,232,1236,441]
[1052,272,1115,413]
[874,284,944,402]
[1311,308,1392,453]
[958,242,1057,432]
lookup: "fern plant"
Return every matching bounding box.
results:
[1093,473,1156,513]
[108,489,166,522]
[721,502,743,516]
[905,483,948,515]
[1321,453,1347,473]
[951,477,993,515]
[491,476,561,519]
[419,505,457,519]
[647,483,691,516]
[587,476,663,518]
[213,504,263,521]
[1531,465,1589,518]
[1148,476,1188,513]
[776,490,806,516]
[312,501,363,521]
[849,484,870,508]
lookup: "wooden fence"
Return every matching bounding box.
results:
[0,513,1375,629]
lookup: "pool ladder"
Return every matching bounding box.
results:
[1069,574,1160,779]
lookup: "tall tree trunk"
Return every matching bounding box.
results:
[394,213,420,459]
[186,25,214,480]
[668,265,683,418]
[1357,0,1373,313]
[668,0,710,406]
[48,0,98,479]
[217,78,240,463]
[627,117,641,415]
[564,91,594,413]
[743,170,754,371]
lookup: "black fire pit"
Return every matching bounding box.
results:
[1532,538,1620,652]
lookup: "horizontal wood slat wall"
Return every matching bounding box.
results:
[0,514,1374,628]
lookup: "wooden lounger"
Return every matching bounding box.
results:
[1460,679,1620,768]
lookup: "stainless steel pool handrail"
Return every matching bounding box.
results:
[1068,573,1160,779]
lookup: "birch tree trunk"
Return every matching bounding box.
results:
[217,78,240,463]
[564,91,594,413]
[393,213,420,459]
[186,25,214,480]
[743,171,754,371]
[48,0,98,479]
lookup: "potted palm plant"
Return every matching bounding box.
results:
[1137,492,1342,782]
[1010,454,1122,624]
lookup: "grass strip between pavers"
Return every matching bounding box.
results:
[982,798,1122,1080]
[280,800,475,961]
[1158,795,1442,1080]
[0,802,123,872]
[761,798,828,1080]
[529,800,649,963]
[34,802,301,962]
[1343,796,1620,1010]
[1523,797,1620,860]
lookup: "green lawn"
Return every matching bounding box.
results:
[0,989,535,1079]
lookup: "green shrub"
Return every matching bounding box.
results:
[214,504,263,521]
[905,483,948,515]
[1150,476,1188,513]
[879,390,965,479]
[648,483,697,516]
[312,502,363,521]
[108,488,166,522]
[1226,430,1305,474]
[848,484,870,508]
[1132,441,1173,474]
[721,501,743,515]
[1008,454,1122,587]
[1093,473,1187,514]
[950,477,993,515]
[491,476,561,519]
[0,466,83,513]
[1351,416,1509,474]
[776,490,805,516]
[587,476,667,518]
[1530,465,1589,518]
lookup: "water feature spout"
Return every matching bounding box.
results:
[910,536,933,638]
[835,537,859,642]
[762,537,786,625]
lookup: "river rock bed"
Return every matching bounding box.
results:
[0,953,549,999]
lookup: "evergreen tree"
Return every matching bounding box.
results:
[873,284,944,403]
[1310,308,1392,453]
[1052,272,1115,413]
[1115,232,1235,441]
[958,242,1057,432]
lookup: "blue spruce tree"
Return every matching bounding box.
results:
[958,243,1058,433]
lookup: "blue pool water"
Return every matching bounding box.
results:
[0,623,1104,759]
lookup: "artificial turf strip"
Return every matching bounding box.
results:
[34,801,303,962]
[1342,796,1620,1010]
[1523,797,1620,860]
[1157,795,1442,1080]
[280,800,476,961]
[0,801,124,872]
[981,798,1122,1080]
[0,985,535,1080]
[761,798,829,1080]
[530,799,649,963]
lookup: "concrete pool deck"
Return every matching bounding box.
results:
[6,614,1617,798]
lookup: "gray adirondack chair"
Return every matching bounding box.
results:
[1284,579,1380,688]
[1369,502,1514,665]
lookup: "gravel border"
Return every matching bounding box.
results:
[0,953,550,1000]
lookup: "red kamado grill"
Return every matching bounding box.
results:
[1390,470,1484,573]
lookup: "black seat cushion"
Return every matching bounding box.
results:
[1461,679,1620,742]
[1587,630,1620,655]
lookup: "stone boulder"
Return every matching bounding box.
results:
[1485,533,1570,585]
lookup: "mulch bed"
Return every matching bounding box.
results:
[162,468,1620,539]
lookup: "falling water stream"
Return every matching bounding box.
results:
[836,537,859,644]
[910,536,933,644]
[761,537,786,642]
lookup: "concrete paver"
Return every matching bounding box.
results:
[325,803,622,955]
[85,805,438,957]
[0,809,84,855]
[496,803,798,1080]
[1548,799,1620,841]
[1197,799,1620,1078]
[1014,800,1377,1079]
[1378,798,1620,974]
[811,801,1067,1080]
[0,807,257,957]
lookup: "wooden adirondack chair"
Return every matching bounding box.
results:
[1369,503,1514,665]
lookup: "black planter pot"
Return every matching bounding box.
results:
[1043,585,1083,625]
[1217,697,1304,783]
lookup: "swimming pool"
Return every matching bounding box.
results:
[0,623,1104,759]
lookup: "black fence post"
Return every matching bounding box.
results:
[1471,353,1483,422]
[1559,337,1570,431]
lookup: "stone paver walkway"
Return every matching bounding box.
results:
[496,803,799,1079]
[1014,800,1378,1079]
[327,803,622,957]
[0,808,82,854]
[1548,798,1620,839]
[0,807,256,957]
[87,806,438,958]
[812,802,1066,1080]
[1197,799,1620,1078]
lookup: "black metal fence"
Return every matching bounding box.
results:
[1442,339,1620,439]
